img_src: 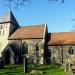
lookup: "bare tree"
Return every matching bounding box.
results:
[48,0,64,3]
[0,0,31,10]
[0,0,64,10]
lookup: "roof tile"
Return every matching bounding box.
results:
[48,32,75,45]
[9,24,45,40]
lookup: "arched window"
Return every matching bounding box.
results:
[0,31,1,36]
[3,30,4,35]
[68,47,74,55]
[0,25,3,29]
[22,41,28,54]
[36,43,39,57]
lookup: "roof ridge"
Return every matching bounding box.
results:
[48,32,75,34]
[21,24,45,28]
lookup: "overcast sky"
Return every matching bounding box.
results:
[0,0,75,32]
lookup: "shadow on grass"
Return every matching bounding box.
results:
[0,71,24,75]
[0,64,62,75]
[0,65,24,75]
[34,64,60,71]
[3,65,23,70]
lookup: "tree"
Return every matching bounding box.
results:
[48,0,64,3]
[0,0,64,10]
[1,0,31,10]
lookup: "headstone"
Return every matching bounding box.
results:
[23,54,29,73]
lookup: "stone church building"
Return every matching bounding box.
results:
[0,11,75,66]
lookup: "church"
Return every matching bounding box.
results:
[0,11,75,66]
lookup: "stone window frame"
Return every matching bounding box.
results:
[22,41,28,54]
[0,25,3,29]
[68,46,74,55]
[3,30,4,35]
[0,31,1,36]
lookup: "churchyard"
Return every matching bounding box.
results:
[0,64,72,75]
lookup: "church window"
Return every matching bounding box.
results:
[68,47,74,55]
[22,41,28,54]
[6,25,7,29]
[3,30,4,35]
[36,43,39,57]
[0,25,3,29]
[0,31,1,36]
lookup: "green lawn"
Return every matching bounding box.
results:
[0,64,72,75]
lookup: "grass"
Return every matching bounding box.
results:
[0,64,73,75]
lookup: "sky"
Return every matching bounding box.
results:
[0,0,75,32]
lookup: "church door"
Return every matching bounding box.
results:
[4,50,10,64]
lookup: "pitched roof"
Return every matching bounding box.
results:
[8,24,45,40]
[0,11,19,26]
[48,32,75,45]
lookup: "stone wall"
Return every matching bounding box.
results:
[9,39,45,64]
[0,23,10,57]
[22,39,44,64]
[48,45,75,64]
[0,21,19,57]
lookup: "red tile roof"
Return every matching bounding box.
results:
[48,32,75,45]
[9,24,45,40]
